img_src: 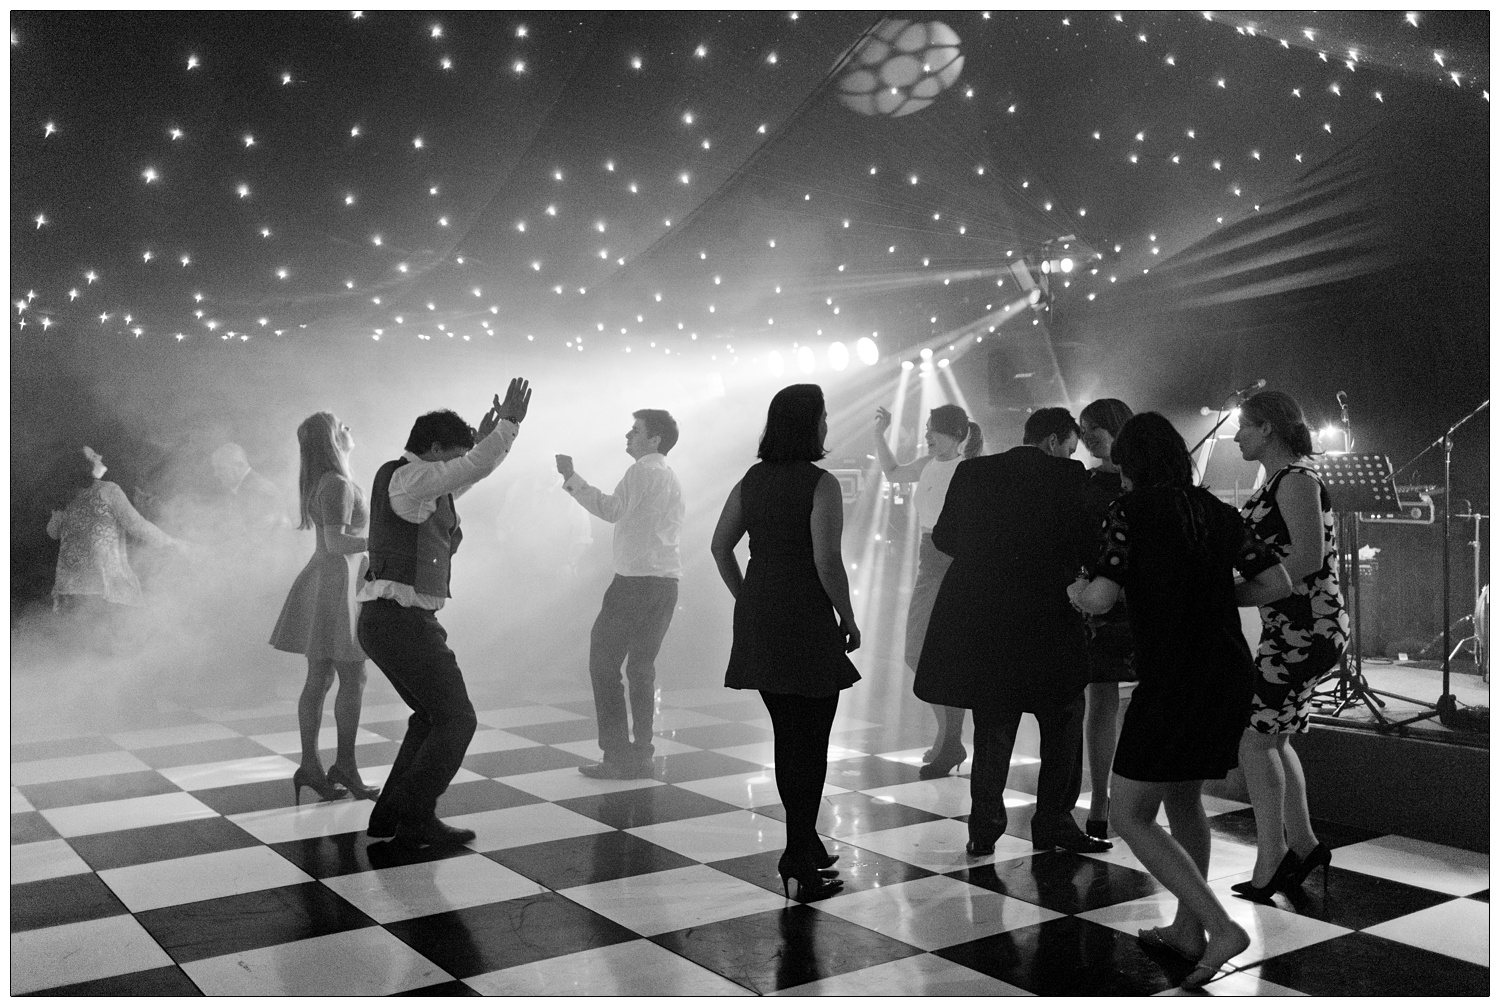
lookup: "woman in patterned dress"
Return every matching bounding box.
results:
[269,413,377,804]
[1232,391,1350,896]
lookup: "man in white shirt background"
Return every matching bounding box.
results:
[556,409,684,780]
[359,378,530,846]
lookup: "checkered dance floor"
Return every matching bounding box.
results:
[11,679,1490,995]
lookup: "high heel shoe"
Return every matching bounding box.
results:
[804,840,839,870]
[1085,819,1110,841]
[777,858,844,903]
[1230,849,1299,902]
[327,764,380,801]
[1285,843,1332,892]
[291,766,347,806]
[918,745,967,780]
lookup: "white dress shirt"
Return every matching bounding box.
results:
[356,419,518,610]
[564,453,684,579]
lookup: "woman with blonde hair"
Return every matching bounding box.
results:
[873,402,983,778]
[270,412,377,804]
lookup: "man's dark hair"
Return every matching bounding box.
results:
[1023,407,1081,446]
[1111,412,1196,488]
[404,410,475,455]
[633,409,679,455]
[757,383,827,463]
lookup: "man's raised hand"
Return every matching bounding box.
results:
[497,377,532,425]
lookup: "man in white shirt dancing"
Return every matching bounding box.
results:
[557,410,684,779]
[359,378,530,846]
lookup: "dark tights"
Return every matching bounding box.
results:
[760,690,839,864]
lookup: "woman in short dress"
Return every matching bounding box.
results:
[712,384,860,903]
[1070,413,1291,988]
[270,413,378,805]
[872,402,983,777]
[1077,398,1136,840]
[1232,391,1350,897]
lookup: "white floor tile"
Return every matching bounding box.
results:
[99,844,315,912]
[673,770,848,809]
[842,818,1034,873]
[1363,897,1488,966]
[12,837,93,883]
[774,952,1035,996]
[496,765,664,801]
[473,705,588,729]
[158,753,300,791]
[106,722,246,750]
[12,750,151,786]
[193,701,297,722]
[860,777,974,818]
[652,707,731,730]
[1332,835,1489,896]
[40,791,219,838]
[358,701,414,723]
[321,854,546,924]
[445,802,614,853]
[467,937,756,996]
[228,798,374,844]
[658,686,743,707]
[12,787,35,813]
[627,809,787,863]
[246,727,389,756]
[1078,874,1351,969]
[1201,794,1252,816]
[1193,971,1308,996]
[560,864,787,935]
[181,925,451,995]
[550,737,700,761]
[812,874,1064,951]
[465,728,545,754]
[711,741,866,768]
[11,915,175,995]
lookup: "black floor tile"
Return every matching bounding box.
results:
[360,718,409,742]
[1470,889,1488,902]
[134,882,377,964]
[190,778,302,816]
[67,816,262,871]
[22,964,204,996]
[711,840,934,897]
[318,740,404,767]
[502,719,600,745]
[465,745,589,778]
[1250,930,1489,996]
[1209,808,1384,852]
[555,785,741,829]
[18,770,183,811]
[11,811,63,845]
[487,830,699,890]
[651,904,924,994]
[828,725,941,755]
[1241,866,1465,932]
[392,979,481,996]
[384,891,637,979]
[436,779,545,818]
[546,699,598,717]
[130,736,280,770]
[956,850,1163,914]
[268,830,475,879]
[11,872,130,932]
[819,791,946,837]
[665,721,772,749]
[1204,807,1262,846]
[650,749,766,785]
[934,915,1186,995]
[222,714,305,735]
[690,698,773,722]
[11,736,123,762]
[825,755,926,791]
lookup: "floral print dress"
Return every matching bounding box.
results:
[1241,463,1350,734]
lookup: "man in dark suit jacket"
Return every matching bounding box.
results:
[915,407,1112,856]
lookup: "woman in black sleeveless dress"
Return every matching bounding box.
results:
[711,384,860,903]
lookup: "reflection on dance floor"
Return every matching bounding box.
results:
[10,674,1489,995]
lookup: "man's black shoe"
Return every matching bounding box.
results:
[395,817,477,847]
[579,760,654,780]
[1032,828,1113,853]
[366,807,400,839]
[966,838,997,856]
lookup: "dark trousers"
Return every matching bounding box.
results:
[760,690,840,861]
[968,691,1086,843]
[589,575,678,761]
[357,599,477,825]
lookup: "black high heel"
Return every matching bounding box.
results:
[292,767,347,806]
[327,764,380,801]
[1085,819,1110,841]
[1230,849,1299,902]
[918,745,967,780]
[778,858,844,902]
[1285,843,1332,892]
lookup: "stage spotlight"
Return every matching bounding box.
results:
[856,336,879,365]
[828,341,849,370]
[901,360,914,371]
[1059,257,1074,273]
[919,347,933,360]
[768,350,785,377]
[937,358,950,368]
[1028,288,1042,305]
[797,345,816,373]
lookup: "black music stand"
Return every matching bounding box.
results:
[1309,454,1402,723]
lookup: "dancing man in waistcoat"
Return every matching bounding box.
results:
[358,378,531,846]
